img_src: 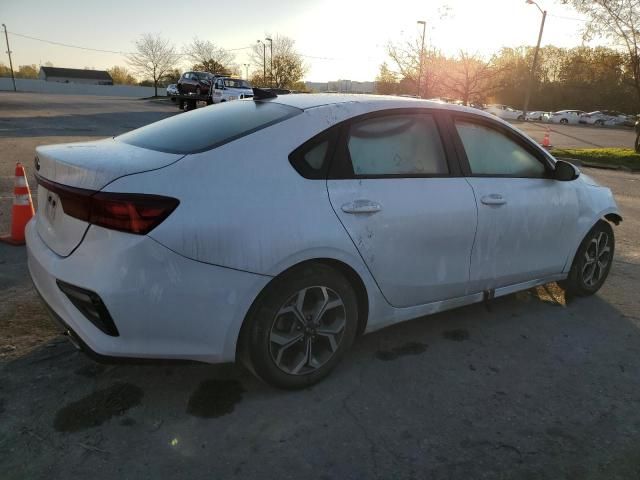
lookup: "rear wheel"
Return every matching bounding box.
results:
[595,119,605,126]
[560,118,569,125]
[517,115,524,121]
[241,264,358,389]
[560,221,614,297]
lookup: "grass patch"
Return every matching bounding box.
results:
[551,148,640,171]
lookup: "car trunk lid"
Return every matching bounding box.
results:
[34,138,183,256]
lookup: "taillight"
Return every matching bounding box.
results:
[90,193,179,234]
[35,175,179,235]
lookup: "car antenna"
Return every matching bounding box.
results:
[252,87,278,100]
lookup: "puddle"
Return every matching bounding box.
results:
[443,329,470,341]
[187,380,245,418]
[375,341,428,361]
[53,382,143,432]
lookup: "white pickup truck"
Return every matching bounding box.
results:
[210,77,254,103]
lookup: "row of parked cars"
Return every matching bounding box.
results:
[486,104,637,127]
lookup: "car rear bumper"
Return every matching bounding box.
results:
[26,218,271,363]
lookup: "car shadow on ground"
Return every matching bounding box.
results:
[2,281,640,479]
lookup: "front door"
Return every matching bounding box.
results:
[452,117,579,292]
[327,111,478,308]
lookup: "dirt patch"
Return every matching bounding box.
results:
[53,382,143,433]
[375,342,428,361]
[186,379,245,418]
[442,329,470,341]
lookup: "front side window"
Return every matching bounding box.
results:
[346,114,448,176]
[455,120,546,177]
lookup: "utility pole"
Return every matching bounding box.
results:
[257,40,266,85]
[2,24,16,92]
[265,37,273,88]
[523,0,547,119]
[243,63,250,80]
[417,20,426,98]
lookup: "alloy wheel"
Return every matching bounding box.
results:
[269,286,346,375]
[582,231,611,287]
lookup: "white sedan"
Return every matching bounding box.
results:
[27,93,621,388]
[549,110,585,125]
[485,104,525,121]
[580,110,629,126]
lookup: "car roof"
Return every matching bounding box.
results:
[263,93,489,116]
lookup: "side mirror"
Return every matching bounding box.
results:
[553,159,580,181]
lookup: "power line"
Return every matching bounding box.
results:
[7,30,253,55]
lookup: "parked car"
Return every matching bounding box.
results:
[549,110,585,125]
[211,77,254,103]
[635,115,640,152]
[525,111,551,122]
[177,71,214,95]
[485,104,525,121]
[166,84,178,101]
[27,94,621,389]
[579,110,629,126]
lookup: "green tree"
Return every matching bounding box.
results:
[251,35,307,89]
[16,64,38,79]
[107,66,137,85]
[375,62,398,95]
[0,63,13,77]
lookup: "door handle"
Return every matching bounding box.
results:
[341,200,382,214]
[480,194,507,206]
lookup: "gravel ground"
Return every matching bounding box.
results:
[1,93,639,479]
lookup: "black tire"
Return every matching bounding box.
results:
[595,119,604,126]
[560,118,569,125]
[517,115,524,121]
[241,264,358,389]
[560,221,614,297]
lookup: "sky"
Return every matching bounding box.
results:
[0,0,598,82]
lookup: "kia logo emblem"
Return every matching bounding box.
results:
[35,156,40,171]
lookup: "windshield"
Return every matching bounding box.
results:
[224,79,252,89]
[117,101,301,154]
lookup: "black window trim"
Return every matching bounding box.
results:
[448,112,555,179]
[327,108,461,180]
[288,126,340,180]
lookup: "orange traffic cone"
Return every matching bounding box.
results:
[1,163,35,245]
[542,128,551,148]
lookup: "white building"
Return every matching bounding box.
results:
[39,67,113,85]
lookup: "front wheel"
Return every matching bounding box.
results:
[517,115,524,121]
[560,118,569,125]
[560,221,614,297]
[241,264,359,389]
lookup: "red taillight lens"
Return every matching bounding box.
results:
[36,175,179,235]
[90,193,179,234]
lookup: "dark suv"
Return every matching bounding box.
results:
[177,71,214,95]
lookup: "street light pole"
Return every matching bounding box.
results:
[417,20,426,98]
[243,63,250,80]
[257,40,266,84]
[523,0,547,120]
[2,24,16,92]
[265,37,273,88]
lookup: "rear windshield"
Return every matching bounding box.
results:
[116,100,301,154]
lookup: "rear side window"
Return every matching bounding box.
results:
[117,101,301,154]
[346,114,448,176]
[455,120,546,177]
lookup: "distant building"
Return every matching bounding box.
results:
[305,79,375,94]
[39,67,113,85]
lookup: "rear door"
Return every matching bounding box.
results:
[450,115,579,292]
[326,110,477,308]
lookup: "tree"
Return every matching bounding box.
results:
[561,0,640,103]
[250,35,307,89]
[441,51,496,105]
[375,62,399,95]
[107,66,137,85]
[0,63,12,78]
[162,68,181,85]
[16,64,38,79]
[127,33,178,96]
[386,37,446,98]
[185,38,234,75]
